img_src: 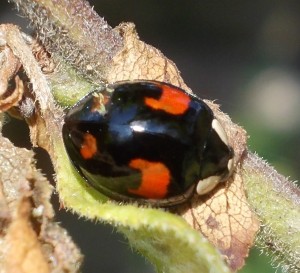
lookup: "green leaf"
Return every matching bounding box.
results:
[55,141,231,273]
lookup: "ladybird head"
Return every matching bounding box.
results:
[196,118,234,195]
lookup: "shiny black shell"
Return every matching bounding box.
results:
[62,81,233,206]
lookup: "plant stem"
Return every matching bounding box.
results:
[9,0,123,82]
[243,152,300,272]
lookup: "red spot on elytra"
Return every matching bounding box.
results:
[80,133,98,159]
[144,85,190,115]
[128,158,171,199]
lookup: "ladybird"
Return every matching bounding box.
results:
[62,81,234,206]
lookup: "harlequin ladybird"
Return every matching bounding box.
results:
[62,81,234,206]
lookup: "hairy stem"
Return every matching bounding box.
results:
[243,152,300,272]
[9,0,123,82]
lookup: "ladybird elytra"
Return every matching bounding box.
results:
[63,80,234,206]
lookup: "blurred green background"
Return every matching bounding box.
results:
[2,1,300,272]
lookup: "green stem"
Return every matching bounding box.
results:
[243,152,300,272]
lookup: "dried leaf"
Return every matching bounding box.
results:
[0,24,64,152]
[0,42,21,96]
[4,198,50,273]
[0,42,22,112]
[0,135,82,273]
[179,169,260,271]
[31,40,56,75]
[108,23,189,91]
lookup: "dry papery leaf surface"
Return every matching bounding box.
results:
[0,24,82,273]
[0,134,82,273]
[0,42,22,112]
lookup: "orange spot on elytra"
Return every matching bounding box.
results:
[128,158,171,199]
[145,85,190,115]
[80,133,98,159]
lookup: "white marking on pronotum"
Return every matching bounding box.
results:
[212,118,235,174]
[227,158,234,173]
[212,118,229,145]
[196,176,220,195]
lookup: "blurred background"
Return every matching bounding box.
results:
[2,1,300,272]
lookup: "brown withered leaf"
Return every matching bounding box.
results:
[108,23,190,91]
[0,135,82,273]
[26,108,51,150]
[0,42,23,112]
[0,42,21,96]
[0,24,64,154]
[5,197,50,273]
[178,169,260,272]
[31,40,56,75]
